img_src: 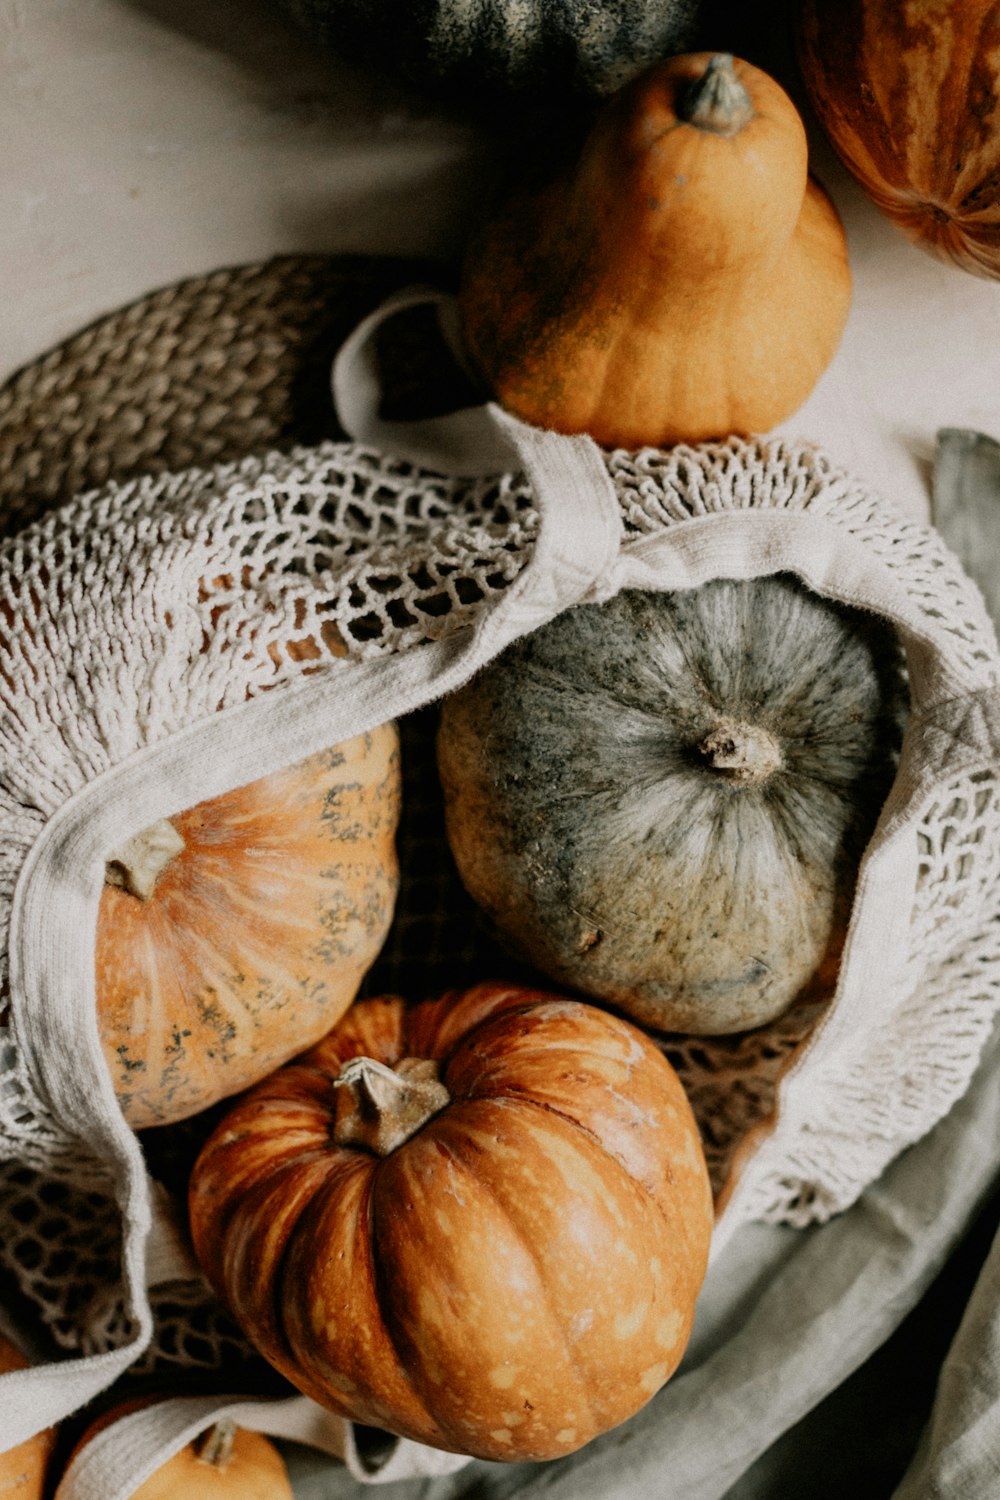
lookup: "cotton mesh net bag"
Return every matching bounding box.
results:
[1,265,999,1495]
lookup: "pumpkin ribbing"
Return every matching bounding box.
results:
[96,728,401,1128]
[188,983,713,1462]
[798,0,1000,280]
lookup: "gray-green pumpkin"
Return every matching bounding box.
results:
[275,0,705,107]
[437,576,908,1035]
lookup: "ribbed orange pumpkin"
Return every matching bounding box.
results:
[0,1332,57,1499]
[188,983,713,1462]
[97,729,400,1129]
[798,0,1000,278]
[458,51,851,448]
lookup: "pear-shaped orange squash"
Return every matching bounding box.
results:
[458,51,851,448]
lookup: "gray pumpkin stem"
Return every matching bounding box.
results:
[698,719,783,785]
[678,54,755,136]
[194,1418,237,1469]
[105,818,185,900]
[333,1056,450,1155]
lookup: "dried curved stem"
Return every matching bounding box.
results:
[104,818,185,900]
[332,1056,450,1155]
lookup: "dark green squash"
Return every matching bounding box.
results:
[437,576,908,1035]
[275,0,708,107]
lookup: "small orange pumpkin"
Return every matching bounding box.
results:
[97,729,400,1128]
[0,1331,57,1499]
[188,982,713,1462]
[798,0,1000,279]
[66,1403,292,1500]
[458,51,851,448]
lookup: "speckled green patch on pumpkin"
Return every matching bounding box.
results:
[438,575,908,1035]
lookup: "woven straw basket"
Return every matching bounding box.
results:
[1,257,999,1495]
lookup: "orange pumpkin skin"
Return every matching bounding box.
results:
[188,983,713,1463]
[126,1430,291,1500]
[96,728,400,1129]
[0,1332,56,1499]
[798,0,1000,278]
[458,52,851,448]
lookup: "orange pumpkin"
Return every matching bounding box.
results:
[188,983,713,1463]
[97,729,400,1128]
[458,51,851,448]
[798,0,1000,279]
[66,1404,292,1500]
[0,1332,57,1499]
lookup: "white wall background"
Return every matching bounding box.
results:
[2,0,999,522]
[0,0,495,372]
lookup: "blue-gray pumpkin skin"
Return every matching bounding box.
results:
[437,577,907,1035]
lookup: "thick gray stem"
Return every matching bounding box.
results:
[678,54,754,136]
[698,719,783,785]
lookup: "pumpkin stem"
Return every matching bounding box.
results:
[332,1056,450,1155]
[697,720,783,785]
[194,1418,237,1469]
[677,54,754,136]
[104,818,185,901]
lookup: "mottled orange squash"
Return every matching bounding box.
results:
[188,983,713,1463]
[96,728,400,1128]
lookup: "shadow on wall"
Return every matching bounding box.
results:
[117,0,806,116]
[118,0,353,83]
[114,0,449,115]
[111,0,511,252]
